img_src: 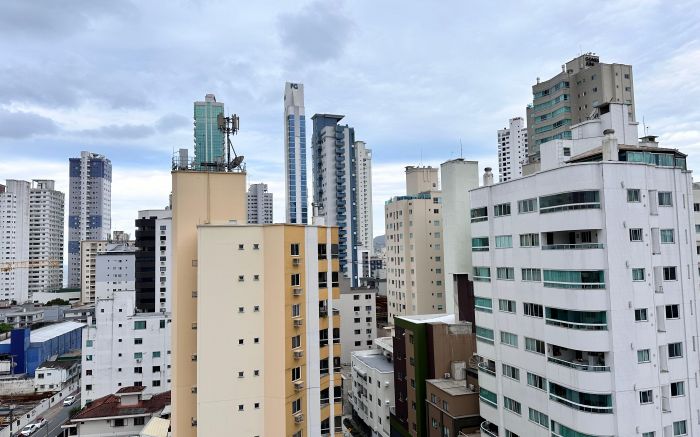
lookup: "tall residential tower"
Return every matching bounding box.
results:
[247,183,273,224]
[0,180,30,302]
[68,151,112,288]
[497,117,528,182]
[193,94,225,169]
[284,82,308,224]
[28,180,64,293]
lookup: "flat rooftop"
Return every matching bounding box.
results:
[0,321,84,345]
[396,313,456,324]
[426,378,476,396]
[353,351,393,373]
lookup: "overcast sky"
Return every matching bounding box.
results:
[1,0,699,237]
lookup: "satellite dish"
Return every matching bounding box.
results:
[231,156,244,168]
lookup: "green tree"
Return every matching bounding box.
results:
[45,298,70,306]
[0,323,12,334]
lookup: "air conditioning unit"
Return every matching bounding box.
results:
[136,358,142,363]
[292,287,303,296]
[294,381,304,390]
[294,350,304,359]
[294,413,304,423]
[444,373,450,379]
[191,386,197,393]
[293,319,304,327]
[292,258,301,266]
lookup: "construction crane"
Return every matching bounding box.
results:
[0,259,61,272]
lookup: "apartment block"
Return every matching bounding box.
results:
[0,180,30,303]
[338,284,377,364]
[28,180,64,293]
[247,183,273,224]
[349,337,394,437]
[497,117,528,182]
[135,209,172,313]
[284,82,308,224]
[81,237,134,304]
[196,223,343,436]
[68,151,112,288]
[471,104,699,437]
[385,167,444,324]
[390,314,478,437]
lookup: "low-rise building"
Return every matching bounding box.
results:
[349,337,394,437]
[34,359,80,393]
[65,387,170,437]
[425,377,480,437]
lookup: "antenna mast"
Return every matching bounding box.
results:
[217,113,245,171]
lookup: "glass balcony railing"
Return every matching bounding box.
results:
[480,421,498,437]
[549,393,613,414]
[477,361,496,376]
[542,243,604,250]
[548,356,610,372]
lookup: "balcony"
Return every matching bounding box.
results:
[548,382,613,414]
[542,230,604,250]
[545,308,607,331]
[477,360,496,376]
[548,347,609,372]
[480,421,498,437]
[543,270,605,289]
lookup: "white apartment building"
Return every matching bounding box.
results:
[247,183,273,224]
[497,117,528,182]
[692,183,700,279]
[95,244,136,299]
[34,360,80,393]
[472,103,700,437]
[68,151,112,288]
[0,180,30,303]
[338,286,377,364]
[82,289,171,407]
[385,166,445,324]
[81,238,134,304]
[349,337,394,437]
[312,114,374,287]
[29,180,64,293]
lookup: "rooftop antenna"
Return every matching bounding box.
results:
[217,113,244,171]
[642,116,649,136]
[459,138,463,158]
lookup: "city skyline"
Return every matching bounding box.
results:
[0,1,699,238]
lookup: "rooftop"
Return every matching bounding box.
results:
[140,417,171,437]
[427,378,476,396]
[0,321,85,345]
[72,390,170,421]
[353,350,393,373]
[396,313,456,325]
[37,359,79,370]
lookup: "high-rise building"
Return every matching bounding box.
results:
[135,209,172,313]
[385,167,444,324]
[247,183,273,224]
[68,151,112,288]
[0,180,30,303]
[284,82,308,224]
[525,53,634,174]
[497,117,528,182]
[193,94,225,169]
[472,103,699,437]
[28,180,64,294]
[390,314,478,437]
[170,169,247,437]
[312,114,373,286]
[196,222,343,436]
[80,235,134,304]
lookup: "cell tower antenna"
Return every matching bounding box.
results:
[217,113,245,171]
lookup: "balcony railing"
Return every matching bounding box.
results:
[548,356,610,372]
[480,421,498,437]
[549,393,613,414]
[477,362,496,376]
[543,281,605,289]
[545,319,608,331]
[542,243,604,250]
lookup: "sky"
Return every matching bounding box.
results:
[1,0,699,238]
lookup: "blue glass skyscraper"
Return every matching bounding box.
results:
[284,82,308,224]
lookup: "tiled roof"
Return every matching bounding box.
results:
[72,390,170,421]
[116,386,146,394]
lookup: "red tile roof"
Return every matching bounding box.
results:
[116,386,146,394]
[72,390,171,421]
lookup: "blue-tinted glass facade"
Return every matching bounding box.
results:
[194,98,225,168]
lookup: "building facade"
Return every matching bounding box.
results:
[471,110,700,436]
[284,82,308,224]
[247,183,273,224]
[385,167,444,324]
[68,151,112,288]
[497,117,528,182]
[525,53,634,170]
[349,338,394,437]
[196,223,343,436]
[81,239,135,304]
[338,285,377,364]
[0,180,30,303]
[193,94,225,169]
[28,180,64,294]
[312,113,374,287]
[135,209,172,313]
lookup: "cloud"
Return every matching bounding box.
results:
[277,0,354,65]
[0,108,58,138]
[77,124,156,140]
[156,113,190,133]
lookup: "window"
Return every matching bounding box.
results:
[519,233,539,247]
[658,192,673,206]
[473,266,491,282]
[291,335,301,349]
[134,352,143,359]
[642,432,656,437]
[476,326,494,344]
[637,349,651,363]
[503,396,521,415]
[500,331,518,347]
[498,299,516,313]
[292,398,301,414]
[471,237,489,251]
[134,367,142,374]
[525,337,545,354]
[475,297,492,313]
[668,342,683,358]
[159,320,165,328]
[496,267,514,280]
[470,207,488,222]
[543,270,604,288]
[663,266,677,281]
[292,304,301,318]
[134,417,145,426]
[671,381,685,397]
[238,244,244,250]
[291,367,301,381]
[629,228,643,241]
[495,235,512,248]
[253,243,259,250]
[635,308,648,322]
[518,198,538,213]
[134,321,146,330]
[479,387,497,408]
[502,363,520,380]
[494,203,511,217]
[290,274,300,286]
[290,244,300,256]
[639,389,653,404]
[153,351,161,358]
[134,338,143,345]
[539,190,600,213]
[528,408,549,428]
[665,304,680,319]
[627,189,641,202]
[673,420,687,436]
[521,268,541,282]
[527,372,547,391]
[523,303,544,318]
[563,147,571,156]
[114,419,125,427]
[632,268,645,281]
[660,229,674,243]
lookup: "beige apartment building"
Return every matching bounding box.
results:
[80,235,133,304]
[171,169,343,436]
[385,166,445,324]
